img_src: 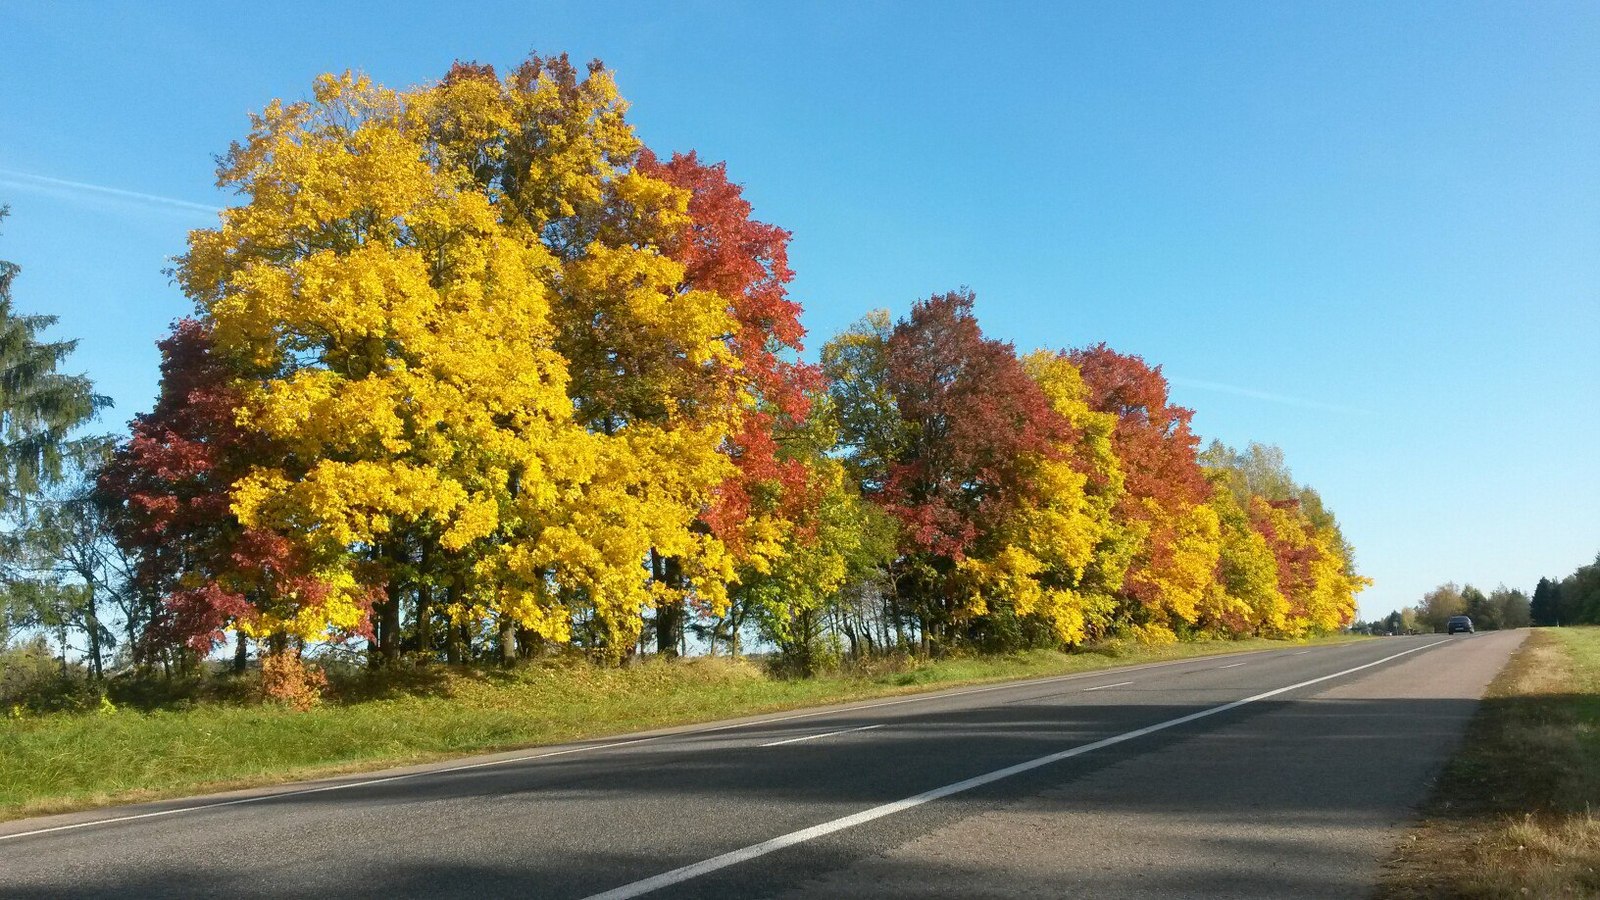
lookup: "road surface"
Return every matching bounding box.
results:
[0,631,1524,898]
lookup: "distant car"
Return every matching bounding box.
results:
[1447,615,1474,634]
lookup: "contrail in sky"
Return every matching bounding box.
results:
[1167,375,1373,416]
[0,168,219,214]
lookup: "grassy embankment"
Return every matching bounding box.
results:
[0,633,1365,822]
[1381,626,1600,898]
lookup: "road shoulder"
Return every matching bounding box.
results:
[1378,626,1600,898]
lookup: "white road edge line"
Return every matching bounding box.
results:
[1293,650,1313,655]
[579,639,1450,900]
[0,638,1376,843]
[0,735,661,843]
[1081,681,1134,692]
[759,724,884,748]
[1217,662,1247,669]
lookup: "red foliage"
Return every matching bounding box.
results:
[97,320,325,653]
[880,290,1069,560]
[639,150,823,547]
[1069,343,1210,604]
[1249,497,1316,621]
[443,60,498,85]
[160,584,254,655]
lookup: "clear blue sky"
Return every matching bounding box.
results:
[2,1,1596,619]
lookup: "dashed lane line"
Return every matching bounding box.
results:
[759,724,885,748]
[1081,681,1135,692]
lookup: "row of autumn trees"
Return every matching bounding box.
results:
[6,56,1368,692]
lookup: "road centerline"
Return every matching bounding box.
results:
[579,639,1450,900]
[1081,681,1135,692]
[1217,662,1247,669]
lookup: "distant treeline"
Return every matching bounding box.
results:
[1359,552,1600,635]
[1356,582,1532,635]
[1531,554,1600,626]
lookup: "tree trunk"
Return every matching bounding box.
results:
[233,631,248,674]
[412,541,434,663]
[517,626,542,659]
[652,551,684,658]
[83,588,104,681]
[381,587,402,666]
[368,601,384,670]
[444,581,462,664]
[499,615,517,666]
[415,580,434,663]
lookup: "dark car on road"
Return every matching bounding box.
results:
[1447,615,1474,634]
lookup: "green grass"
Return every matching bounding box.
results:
[1380,626,1600,898]
[0,633,1364,822]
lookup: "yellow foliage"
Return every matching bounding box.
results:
[1142,500,1223,628]
[1201,487,1289,635]
[1021,351,1138,620]
[181,64,745,650]
[1125,622,1178,646]
[944,351,1146,644]
[1248,497,1366,636]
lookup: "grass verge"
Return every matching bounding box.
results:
[0,633,1363,823]
[1379,626,1600,898]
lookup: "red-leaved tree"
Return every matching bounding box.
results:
[1069,343,1211,618]
[639,149,822,547]
[97,320,330,664]
[880,290,1069,644]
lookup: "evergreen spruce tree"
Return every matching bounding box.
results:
[0,207,109,512]
[1530,576,1560,626]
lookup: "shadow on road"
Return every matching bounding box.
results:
[3,685,1546,899]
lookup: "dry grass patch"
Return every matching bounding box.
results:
[1380,627,1600,898]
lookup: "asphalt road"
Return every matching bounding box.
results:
[0,630,1524,899]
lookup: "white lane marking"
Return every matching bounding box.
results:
[1293,650,1312,655]
[1081,681,1135,692]
[579,640,1450,900]
[0,639,1377,843]
[759,724,884,748]
[1217,662,1247,670]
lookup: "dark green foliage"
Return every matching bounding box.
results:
[0,635,98,713]
[1490,586,1532,630]
[1462,585,1498,630]
[1564,556,1600,624]
[1532,577,1561,626]
[1525,557,1600,627]
[0,208,111,513]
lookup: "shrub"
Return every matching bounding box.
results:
[259,650,328,711]
[1126,622,1179,646]
[0,637,98,713]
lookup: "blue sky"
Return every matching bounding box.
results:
[1,1,1596,619]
